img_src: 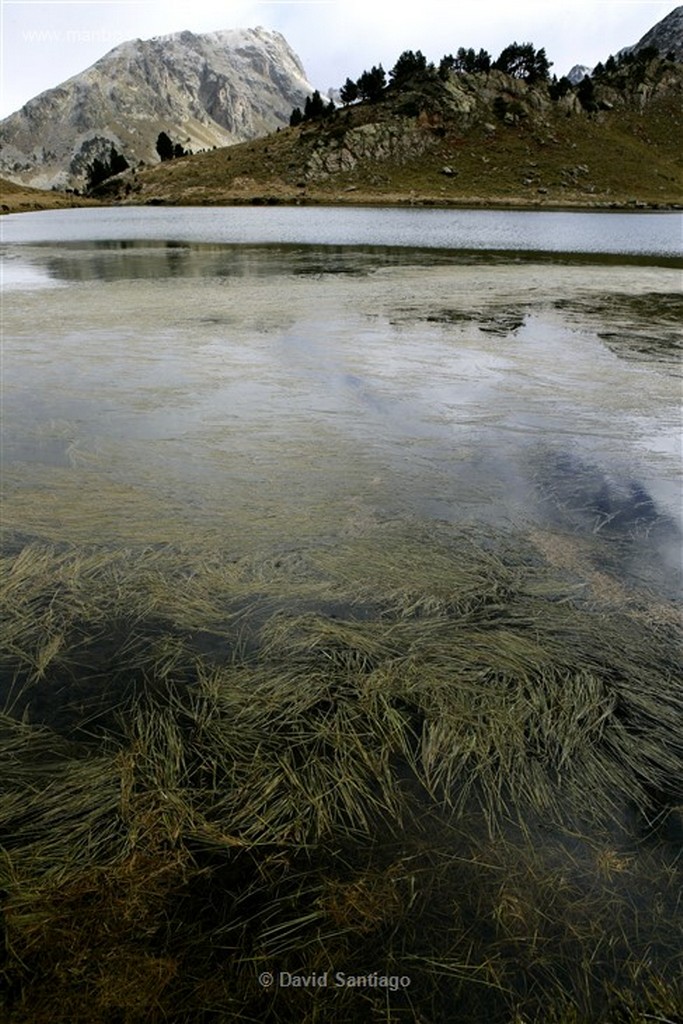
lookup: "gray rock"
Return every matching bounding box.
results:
[623,5,683,62]
[0,27,315,188]
[304,120,436,181]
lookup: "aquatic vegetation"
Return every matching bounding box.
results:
[2,241,680,1021]
[554,291,683,367]
[1,524,680,1023]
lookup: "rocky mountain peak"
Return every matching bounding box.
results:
[565,6,682,81]
[0,26,315,189]
[620,5,683,61]
[566,65,592,85]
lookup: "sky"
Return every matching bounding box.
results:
[0,0,677,119]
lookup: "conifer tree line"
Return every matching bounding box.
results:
[289,90,336,126]
[551,44,671,110]
[290,41,554,125]
[290,38,670,125]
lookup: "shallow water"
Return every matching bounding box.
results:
[1,209,681,1024]
[2,227,681,600]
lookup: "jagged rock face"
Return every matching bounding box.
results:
[305,120,437,179]
[630,5,683,60]
[0,27,314,188]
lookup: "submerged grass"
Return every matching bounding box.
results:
[0,522,681,1023]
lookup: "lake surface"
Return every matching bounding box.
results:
[1,206,681,597]
[2,203,682,255]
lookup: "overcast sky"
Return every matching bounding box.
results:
[0,1,676,119]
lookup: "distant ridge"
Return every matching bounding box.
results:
[567,5,683,79]
[626,4,683,61]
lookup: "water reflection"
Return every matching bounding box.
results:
[1,241,680,601]
[5,241,449,286]
[5,239,681,291]
[0,253,65,290]
[529,448,681,597]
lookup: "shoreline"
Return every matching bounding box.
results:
[2,190,682,216]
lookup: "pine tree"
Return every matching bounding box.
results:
[494,42,552,83]
[356,65,386,102]
[438,54,455,80]
[156,132,175,162]
[340,77,359,104]
[453,47,491,74]
[577,75,597,111]
[389,50,428,88]
[86,146,129,191]
[303,90,326,121]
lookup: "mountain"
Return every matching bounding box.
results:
[85,49,681,212]
[566,65,592,85]
[565,6,682,82]
[3,12,681,213]
[625,4,683,61]
[0,27,315,189]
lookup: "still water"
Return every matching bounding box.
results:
[1,206,681,596]
[2,203,681,254]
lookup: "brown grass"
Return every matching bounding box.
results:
[0,176,99,214]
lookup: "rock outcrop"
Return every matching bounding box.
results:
[0,27,314,189]
[299,70,576,182]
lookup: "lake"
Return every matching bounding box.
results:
[2,206,681,592]
[2,202,682,254]
[1,205,681,1024]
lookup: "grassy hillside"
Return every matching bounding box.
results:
[3,55,682,212]
[93,58,683,209]
[0,177,99,214]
